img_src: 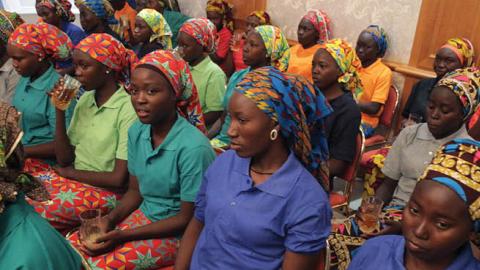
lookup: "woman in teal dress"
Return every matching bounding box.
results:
[0,102,82,270]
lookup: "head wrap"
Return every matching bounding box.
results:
[234,66,333,190]
[135,50,207,133]
[441,38,475,67]
[302,9,331,43]
[0,10,24,44]
[179,18,217,54]
[248,11,271,25]
[206,0,234,32]
[435,67,480,120]
[0,103,49,214]
[137,8,172,49]
[8,22,73,61]
[74,0,118,25]
[419,138,480,233]
[254,25,290,72]
[76,33,138,86]
[362,25,388,57]
[37,0,76,22]
[320,38,363,98]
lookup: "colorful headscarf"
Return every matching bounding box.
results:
[248,11,271,25]
[254,25,290,72]
[206,0,234,32]
[8,22,73,61]
[441,38,475,67]
[362,25,388,57]
[235,66,333,190]
[179,18,217,54]
[74,0,118,25]
[76,33,138,86]
[302,9,331,43]
[137,8,172,49]
[0,10,24,44]
[436,67,480,120]
[419,138,480,233]
[37,0,76,22]
[135,50,206,133]
[0,103,49,214]
[320,38,363,98]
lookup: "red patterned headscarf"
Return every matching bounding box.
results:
[135,50,206,133]
[37,0,76,22]
[8,22,73,61]
[302,9,331,43]
[75,33,138,86]
[179,18,217,54]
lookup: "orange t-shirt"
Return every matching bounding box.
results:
[287,43,322,82]
[114,3,137,41]
[358,58,392,128]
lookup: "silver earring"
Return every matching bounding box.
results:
[105,70,110,74]
[270,129,278,141]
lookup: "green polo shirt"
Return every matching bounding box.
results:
[128,116,215,222]
[12,65,76,147]
[190,56,226,114]
[67,86,137,172]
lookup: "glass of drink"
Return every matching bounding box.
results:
[231,32,244,52]
[355,196,384,234]
[79,209,102,245]
[51,74,81,111]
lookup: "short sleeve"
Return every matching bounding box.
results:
[381,127,410,180]
[370,68,392,104]
[115,103,137,160]
[216,29,232,59]
[204,71,226,113]
[285,201,332,253]
[329,106,361,162]
[178,145,215,202]
[194,173,209,223]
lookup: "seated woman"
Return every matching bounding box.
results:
[206,0,234,76]
[133,8,172,58]
[28,34,138,234]
[0,103,82,270]
[75,0,128,47]
[288,9,331,82]
[349,139,480,270]
[0,10,23,104]
[7,23,75,172]
[328,67,479,270]
[312,39,362,182]
[36,0,87,45]
[67,50,214,269]
[177,18,226,128]
[110,0,137,44]
[175,66,333,270]
[356,25,392,138]
[211,25,290,148]
[231,10,270,72]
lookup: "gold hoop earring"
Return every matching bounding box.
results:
[270,129,278,141]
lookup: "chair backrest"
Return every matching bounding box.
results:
[379,85,400,128]
[341,128,365,183]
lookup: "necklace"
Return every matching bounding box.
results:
[250,167,275,175]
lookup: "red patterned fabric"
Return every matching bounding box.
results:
[135,50,207,134]
[68,209,178,269]
[179,18,217,54]
[23,158,52,174]
[8,22,73,61]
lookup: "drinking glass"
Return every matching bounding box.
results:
[79,209,102,245]
[355,196,384,234]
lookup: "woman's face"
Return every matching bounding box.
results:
[243,31,268,69]
[312,48,342,91]
[133,17,152,44]
[36,5,61,27]
[356,31,380,67]
[227,92,277,158]
[402,180,472,262]
[245,15,261,34]
[78,4,101,33]
[297,19,318,48]
[426,86,464,139]
[177,32,204,65]
[433,48,463,78]
[73,49,110,90]
[7,44,41,77]
[130,67,176,125]
[206,11,223,31]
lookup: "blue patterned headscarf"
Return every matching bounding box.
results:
[363,25,388,57]
[234,66,333,190]
[75,0,118,25]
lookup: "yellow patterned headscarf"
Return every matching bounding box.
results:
[254,25,290,72]
[248,11,270,25]
[320,38,363,98]
[441,38,475,67]
[137,8,172,49]
[206,0,234,32]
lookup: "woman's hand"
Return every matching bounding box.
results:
[80,216,122,256]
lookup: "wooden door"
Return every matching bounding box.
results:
[226,0,266,29]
